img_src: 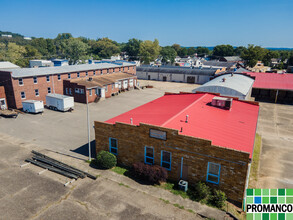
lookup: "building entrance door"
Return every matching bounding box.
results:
[163,76,167,81]
[187,76,195,83]
[178,157,189,181]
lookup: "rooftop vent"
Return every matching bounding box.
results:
[211,97,232,110]
[222,78,226,82]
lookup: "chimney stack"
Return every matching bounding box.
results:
[185,115,189,123]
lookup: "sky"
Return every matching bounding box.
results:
[0,0,292,48]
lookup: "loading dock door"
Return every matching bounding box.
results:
[187,76,195,83]
[163,76,167,81]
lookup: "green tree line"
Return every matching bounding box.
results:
[0,31,292,68]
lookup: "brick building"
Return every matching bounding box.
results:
[0,86,7,109]
[0,63,136,109]
[63,72,137,103]
[95,92,259,205]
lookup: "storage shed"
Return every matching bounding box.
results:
[193,73,255,100]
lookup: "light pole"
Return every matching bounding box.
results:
[86,89,91,161]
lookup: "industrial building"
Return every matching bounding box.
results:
[63,72,137,103]
[0,63,136,109]
[29,60,53,68]
[193,73,255,100]
[137,66,220,84]
[95,92,259,205]
[246,72,293,104]
[0,61,20,69]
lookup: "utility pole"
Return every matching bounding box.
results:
[86,89,91,161]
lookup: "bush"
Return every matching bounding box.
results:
[96,150,117,169]
[133,162,168,184]
[209,189,227,208]
[189,182,211,201]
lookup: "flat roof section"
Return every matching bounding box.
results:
[1,63,136,78]
[69,72,136,88]
[244,72,293,91]
[106,93,259,158]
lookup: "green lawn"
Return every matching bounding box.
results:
[249,133,262,188]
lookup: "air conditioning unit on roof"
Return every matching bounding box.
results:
[211,97,232,110]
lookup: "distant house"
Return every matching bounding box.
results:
[201,60,236,71]
[270,58,281,67]
[250,61,270,72]
[29,60,53,68]
[219,56,242,63]
[0,61,20,69]
[52,59,69,67]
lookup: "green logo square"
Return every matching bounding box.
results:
[270,189,277,196]
[270,197,277,204]
[278,197,285,204]
[247,189,254,196]
[286,196,293,203]
[247,197,254,204]
[255,213,262,220]
[262,189,269,196]
[262,213,269,220]
[270,213,277,220]
[255,189,261,196]
[246,213,253,220]
[286,213,293,220]
[286,189,293,196]
[278,213,285,220]
[263,197,270,204]
[278,189,285,196]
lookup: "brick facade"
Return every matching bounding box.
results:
[95,121,250,205]
[0,65,136,109]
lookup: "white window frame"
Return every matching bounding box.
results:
[77,72,80,78]
[48,87,51,94]
[58,74,61,81]
[68,73,71,79]
[21,91,26,99]
[35,89,39,97]
[19,78,23,86]
[46,75,50,82]
[33,76,38,84]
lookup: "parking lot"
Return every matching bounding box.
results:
[1,79,293,219]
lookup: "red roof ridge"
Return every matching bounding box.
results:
[161,94,207,127]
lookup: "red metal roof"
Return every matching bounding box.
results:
[106,93,259,158]
[244,72,293,91]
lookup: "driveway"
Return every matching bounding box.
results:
[256,102,293,188]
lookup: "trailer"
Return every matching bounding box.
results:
[46,94,74,112]
[22,100,44,113]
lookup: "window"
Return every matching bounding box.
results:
[133,66,134,70]
[89,89,92,96]
[58,74,61,80]
[75,88,79,93]
[20,91,26,99]
[101,70,103,75]
[68,73,71,79]
[48,87,51,94]
[19,78,23,86]
[46,75,50,82]
[69,88,72,95]
[128,67,130,70]
[113,68,115,72]
[65,88,68,95]
[105,86,108,92]
[107,69,109,74]
[161,150,171,170]
[109,138,118,155]
[119,67,121,72]
[111,84,114,89]
[33,76,37,84]
[80,89,84,94]
[77,72,80,78]
[86,71,88,76]
[206,162,221,184]
[93,70,96,76]
[35,89,39,96]
[144,146,154,165]
[123,67,125,72]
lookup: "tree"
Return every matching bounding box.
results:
[262,50,280,66]
[139,39,161,64]
[24,45,41,59]
[234,46,247,56]
[241,45,266,68]
[56,33,73,40]
[160,46,177,64]
[195,47,210,56]
[125,38,142,59]
[171,44,181,53]
[65,38,90,64]
[287,55,293,66]
[31,38,49,55]
[92,38,120,59]
[177,47,188,57]
[213,44,234,56]
[187,47,196,56]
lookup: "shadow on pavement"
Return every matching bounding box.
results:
[71,140,96,159]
